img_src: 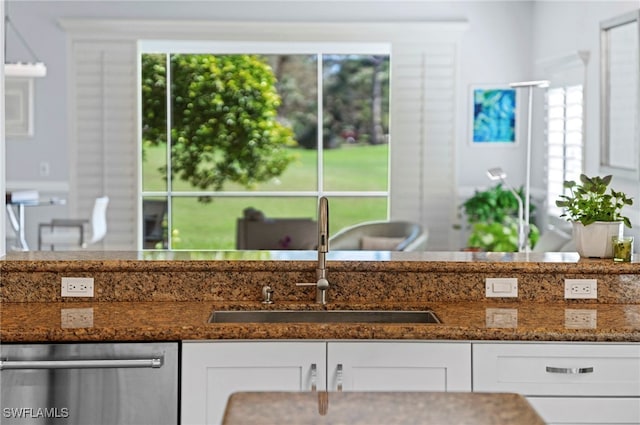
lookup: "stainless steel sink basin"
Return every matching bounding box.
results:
[208,310,440,324]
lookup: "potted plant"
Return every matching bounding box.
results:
[456,184,539,252]
[555,174,633,258]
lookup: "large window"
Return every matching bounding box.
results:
[546,84,584,219]
[140,42,390,249]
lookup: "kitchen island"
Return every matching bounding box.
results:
[1,250,639,343]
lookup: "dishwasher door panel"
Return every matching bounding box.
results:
[0,342,178,425]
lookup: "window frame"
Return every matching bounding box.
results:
[60,19,468,251]
[139,41,392,249]
[541,51,589,230]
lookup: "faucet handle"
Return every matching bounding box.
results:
[295,282,316,287]
[316,278,329,290]
[261,285,274,304]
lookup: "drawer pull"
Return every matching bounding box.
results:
[310,363,317,392]
[336,364,343,392]
[546,366,594,374]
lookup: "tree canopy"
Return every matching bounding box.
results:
[141,54,296,191]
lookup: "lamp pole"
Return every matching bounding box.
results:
[508,80,549,251]
[487,167,525,252]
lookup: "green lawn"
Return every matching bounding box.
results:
[142,143,389,249]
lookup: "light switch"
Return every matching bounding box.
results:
[485,277,518,298]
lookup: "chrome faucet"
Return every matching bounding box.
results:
[297,196,330,304]
[316,196,330,304]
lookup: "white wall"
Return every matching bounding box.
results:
[456,1,534,189]
[1,0,6,257]
[532,1,640,243]
[3,0,639,250]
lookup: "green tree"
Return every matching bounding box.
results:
[141,54,296,191]
[323,55,390,147]
[268,55,318,149]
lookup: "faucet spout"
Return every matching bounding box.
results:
[316,196,330,303]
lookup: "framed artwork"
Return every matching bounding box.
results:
[5,78,34,137]
[470,85,518,145]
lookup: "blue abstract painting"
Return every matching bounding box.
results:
[472,88,517,143]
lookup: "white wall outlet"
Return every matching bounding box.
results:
[564,278,597,299]
[61,308,94,328]
[564,309,597,329]
[485,308,518,328]
[61,277,94,297]
[485,277,518,297]
[39,161,50,177]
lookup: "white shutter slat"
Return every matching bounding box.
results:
[70,39,138,250]
[390,41,458,250]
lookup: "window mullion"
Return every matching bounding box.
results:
[317,53,324,198]
[165,53,173,249]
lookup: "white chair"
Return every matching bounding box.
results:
[38,196,109,250]
[329,220,428,251]
[234,207,319,250]
[532,225,575,252]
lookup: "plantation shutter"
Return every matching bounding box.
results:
[390,41,459,250]
[68,40,138,250]
[539,52,588,228]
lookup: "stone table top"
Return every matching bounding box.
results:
[221,391,546,425]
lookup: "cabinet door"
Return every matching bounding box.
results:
[327,342,471,392]
[181,341,326,425]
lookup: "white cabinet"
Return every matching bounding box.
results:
[327,341,471,392]
[181,341,326,425]
[473,342,640,424]
[181,341,471,425]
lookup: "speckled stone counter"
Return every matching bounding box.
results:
[2,300,639,342]
[1,250,639,343]
[221,392,546,425]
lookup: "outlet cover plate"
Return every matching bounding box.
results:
[564,278,597,299]
[61,308,94,328]
[564,309,597,329]
[61,277,94,297]
[485,308,518,328]
[485,277,518,298]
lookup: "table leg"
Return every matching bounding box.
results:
[5,204,29,251]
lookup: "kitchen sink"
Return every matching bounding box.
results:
[208,310,441,324]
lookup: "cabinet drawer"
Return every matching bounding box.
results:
[473,343,640,396]
[528,397,640,424]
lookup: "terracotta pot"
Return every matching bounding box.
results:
[572,221,623,258]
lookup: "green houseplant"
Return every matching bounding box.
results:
[555,174,633,258]
[457,184,539,252]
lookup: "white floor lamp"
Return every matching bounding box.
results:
[508,80,550,251]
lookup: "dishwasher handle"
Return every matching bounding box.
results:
[0,357,163,370]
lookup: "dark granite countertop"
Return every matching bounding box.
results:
[1,251,639,343]
[2,250,639,274]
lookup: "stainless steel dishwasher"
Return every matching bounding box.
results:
[0,342,178,425]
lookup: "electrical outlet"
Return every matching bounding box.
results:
[564,309,597,329]
[61,277,94,297]
[39,161,50,177]
[485,277,518,297]
[564,278,597,299]
[61,308,94,328]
